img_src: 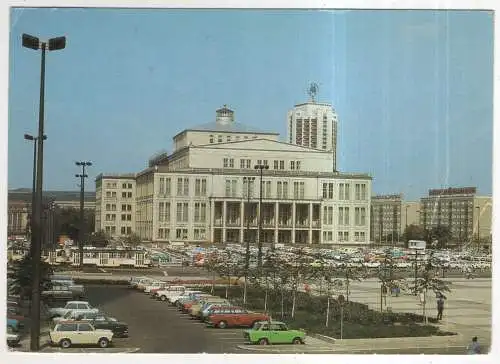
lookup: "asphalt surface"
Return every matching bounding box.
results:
[84,284,249,353]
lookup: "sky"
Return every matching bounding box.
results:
[7,9,493,200]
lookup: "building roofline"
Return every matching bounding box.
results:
[192,138,333,153]
[293,102,333,108]
[172,128,280,140]
[138,167,372,180]
[95,173,136,181]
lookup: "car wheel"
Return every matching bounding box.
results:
[160,295,167,301]
[258,338,269,345]
[59,338,71,349]
[218,321,228,329]
[98,337,109,348]
[292,337,302,345]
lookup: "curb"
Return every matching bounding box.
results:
[308,333,337,344]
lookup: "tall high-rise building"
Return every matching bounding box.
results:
[287,85,339,171]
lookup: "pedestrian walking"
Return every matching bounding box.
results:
[467,337,481,354]
[436,295,444,320]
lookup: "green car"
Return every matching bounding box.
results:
[243,321,306,345]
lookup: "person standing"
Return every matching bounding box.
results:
[467,337,481,354]
[437,295,444,320]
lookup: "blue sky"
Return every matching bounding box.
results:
[8,9,493,200]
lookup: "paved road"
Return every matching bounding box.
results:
[85,285,249,353]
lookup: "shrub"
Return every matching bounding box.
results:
[199,285,456,339]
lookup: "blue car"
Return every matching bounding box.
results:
[7,318,20,331]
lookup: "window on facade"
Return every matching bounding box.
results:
[263,160,268,167]
[122,192,127,198]
[122,204,127,211]
[106,191,111,197]
[229,158,234,168]
[106,204,110,211]
[245,159,251,169]
[296,161,301,170]
[276,181,288,199]
[176,203,189,222]
[128,183,132,189]
[273,160,279,170]
[339,183,350,200]
[195,178,206,196]
[176,228,188,239]
[209,135,214,143]
[217,135,223,143]
[323,206,333,225]
[293,181,305,199]
[194,202,207,222]
[121,214,127,221]
[126,227,132,235]
[223,158,229,168]
[225,179,238,197]
[263,181,271,198]
[121,227,126,234]
[279,160,284,170]
[127,192,132,198]
[290,161,295,170]
[227,136,231,142]
[194,228,206,240]
[338,231,349,242]
[111,204,116,211]
[240,159,246,169]
[323,231,333,242]
[243,178,255,198]
[122,183,127,189]
[322,183,334,199]
[338,207,350,225]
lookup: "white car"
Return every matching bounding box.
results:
[144,281,168,294]
[7,326,20,347]
[168,290,203,305]
[48,301,99,318]
[49,321,113,349]
[155,286,186,302]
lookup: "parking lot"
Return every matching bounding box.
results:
[84,284,250,353]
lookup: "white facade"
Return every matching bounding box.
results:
[95,175,136,237]
[287,102,338,172]
[96,105,372,245]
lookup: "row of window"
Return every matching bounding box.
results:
[230,179,306,199]
[223,158,302,171]
[322,207,367,226]
[209,134,258,144]
[103,225,132,235]
[323,231,366,242]
[104,214,132,221]
[157,228,207,240]
[158,177,208,197]
[322,183,368,200]
[157,202,208,223]
[105,182,133,189]
[105,191,133,198]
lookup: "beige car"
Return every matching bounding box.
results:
[189,298,228,318]
[49,321,114,349]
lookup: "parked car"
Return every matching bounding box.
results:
[49,321,113,349]
[155,286,186,302]
[43,282,82,300]
[243,321,305,345]
[7,325,21,347]
[144,281,168,294]
[88,316,129,338]
[181,295,215,313]
[201,303,234,321]
[189,298,229,319]
[128,276,148,289]
[206,307,269,329]
[168,290,203,305]
[48,301,99,318]
[7,317,21,332]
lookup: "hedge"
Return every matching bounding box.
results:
[200,286,457,339]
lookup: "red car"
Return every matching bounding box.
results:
[206,307,269,329]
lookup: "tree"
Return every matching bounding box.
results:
[403,224,426,247]
[426,226,452,249]
[336,264,367,302]
[88,230,110,247]
[411,250,451,324]
[8,254,53,301]
[124,233,142,247]
[377,249,405,311]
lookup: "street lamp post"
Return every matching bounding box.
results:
[475,206,480,246]
[254,164,269,271]
[22,33,66,352]
[242,176,255,305]
[76,161,92,269]
[24,133,47,257]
